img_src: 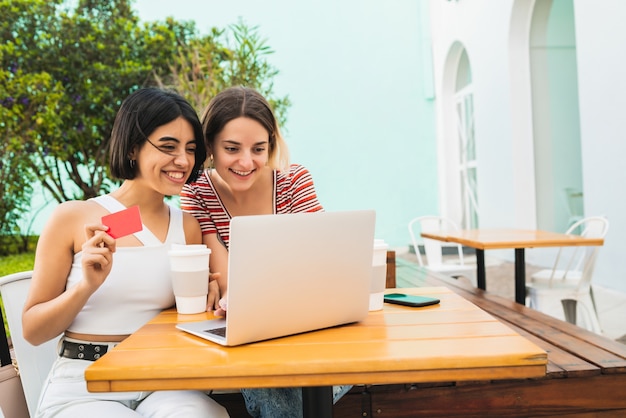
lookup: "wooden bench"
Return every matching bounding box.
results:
[332,256,626,417]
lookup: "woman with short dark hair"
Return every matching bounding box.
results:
[23,88,228,417]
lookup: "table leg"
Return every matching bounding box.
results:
[476,249,486,290]
[514,248,526,305]
[303,386,333,418]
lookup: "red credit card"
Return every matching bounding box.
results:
[101,205,143,239]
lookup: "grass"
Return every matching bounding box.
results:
[1,251,35,339]
[0,252,35,277]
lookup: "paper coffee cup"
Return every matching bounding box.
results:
[169,245,211,314]
[175,295,208,315]
[168,244,211,271]
[370,239,388,311]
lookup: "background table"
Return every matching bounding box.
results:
[85,287,547,417]
[421,229,604,304]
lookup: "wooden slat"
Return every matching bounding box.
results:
[460,284,626,358]
[333,373,626,417]
[420,229,604,250]
[385,250,396,288]
[470,302,622,372]
[451,291,626,372]
[86,286,547,393]
[395,259,626,373]
[502,321,599,377]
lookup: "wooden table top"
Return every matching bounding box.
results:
[421,229,604,250]
[85,287,547,393]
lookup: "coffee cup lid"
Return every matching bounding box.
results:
[168,244,211,257]
[374,239,388,250]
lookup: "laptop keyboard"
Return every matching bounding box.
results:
[204,327,226,337]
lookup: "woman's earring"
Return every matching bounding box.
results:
[130,159,136,168]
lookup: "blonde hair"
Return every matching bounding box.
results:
[202,86,290,172]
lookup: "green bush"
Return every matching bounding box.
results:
[0,235,38,256]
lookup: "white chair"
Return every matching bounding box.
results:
[408,216,477,286]
[526,216,609,333]
[0,271,59,417]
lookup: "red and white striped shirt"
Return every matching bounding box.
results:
[180,164,323,249]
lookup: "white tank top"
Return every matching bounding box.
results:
[66,195,186,335]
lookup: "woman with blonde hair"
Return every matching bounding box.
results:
[181,86,349,417]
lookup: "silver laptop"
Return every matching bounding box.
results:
[176,210,376,346]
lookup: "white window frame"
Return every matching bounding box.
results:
[454,85,479,228]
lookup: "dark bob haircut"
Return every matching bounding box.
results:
[109,88,206,183]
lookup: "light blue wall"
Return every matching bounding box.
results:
[136,0,440,247]
[531,0,582,233]
[24,1,438,248]
[574,0,626,292]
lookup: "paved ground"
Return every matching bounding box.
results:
[397,251,542,301]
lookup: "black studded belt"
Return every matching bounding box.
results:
[59,339,116,361]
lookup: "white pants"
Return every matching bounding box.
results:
[36,356,229,417]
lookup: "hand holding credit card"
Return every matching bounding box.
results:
[101,205,143,239]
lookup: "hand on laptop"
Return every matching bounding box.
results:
[214,296,227,317]
[206,272,222,312]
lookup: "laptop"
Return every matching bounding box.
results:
[176,210,376,346]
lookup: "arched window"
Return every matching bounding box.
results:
[454,50,479,228]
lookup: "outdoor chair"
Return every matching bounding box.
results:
[0,271,58,416]
[526,216,609,334]
[408,216,476,286]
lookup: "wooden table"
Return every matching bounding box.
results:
[85,287,547,418]
[333,261,626,417]
[420,229,604,304]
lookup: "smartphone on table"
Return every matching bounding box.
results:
[383,293,440,308]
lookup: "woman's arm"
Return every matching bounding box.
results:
[180,182,228,310]
[182,211,203,245]
[203,233,229,311]
[22,202,114,346]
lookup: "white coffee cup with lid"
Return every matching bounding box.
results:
[168,244,211,314]
[370,239,388,311]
